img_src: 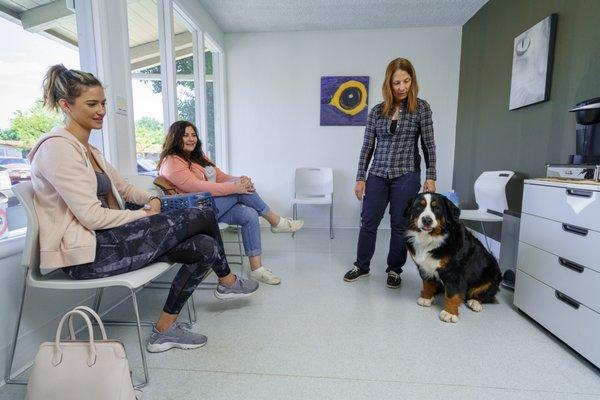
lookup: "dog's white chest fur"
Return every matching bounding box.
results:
[407,231,448,279]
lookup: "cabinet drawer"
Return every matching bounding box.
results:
[514,270,600,367]
[520,213,600,273]
[523,183,600,232]
[517,242,600,312]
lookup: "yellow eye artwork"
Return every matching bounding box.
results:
[320,76,369,126]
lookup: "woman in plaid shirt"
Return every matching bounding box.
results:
[343,58,437,288]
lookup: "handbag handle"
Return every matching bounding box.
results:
[67,306,108,341]
[53,310,97,367]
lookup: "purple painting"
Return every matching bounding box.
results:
[320,76,369,126]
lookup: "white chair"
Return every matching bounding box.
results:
[4,181,192,389]
[292,167,334,239]
[459,170,515,251]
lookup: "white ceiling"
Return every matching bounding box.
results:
[197,0,489,33]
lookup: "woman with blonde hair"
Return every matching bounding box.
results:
[343,58,437,288]
[30,64,258,353]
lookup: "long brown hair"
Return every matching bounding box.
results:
[157,121,214,169]
[381,58,419,117]
[42,64,102,112]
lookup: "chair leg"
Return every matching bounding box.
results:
[186,298,195,326]
[4,268,28,385]
[92,288,104,313]
[330,202,334,239]
[130,289,149,389]
[480,221,492,253]
[236,226,244,272]
[191,294,197,322]
[292,204,297,238]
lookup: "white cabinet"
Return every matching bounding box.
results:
[514,179,600,368]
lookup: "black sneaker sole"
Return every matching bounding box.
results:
[343,272,370,282]
[386,282,401,289]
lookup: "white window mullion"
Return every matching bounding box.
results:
[158,0,177,127]
[213,50,228,171]
[73,0,107,155]
[196,31,208,156]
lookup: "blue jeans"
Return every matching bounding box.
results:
[354,172,421,274]
[213,192,270,257]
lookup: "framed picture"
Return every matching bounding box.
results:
[320,76,369,126]
[509,14,558,110]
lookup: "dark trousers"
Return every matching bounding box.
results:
[63,207,231,315]
[354,172,421,274]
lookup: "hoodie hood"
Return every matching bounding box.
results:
[28,127,88,163]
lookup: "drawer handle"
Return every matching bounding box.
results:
[566,188,593,198]
[558,257,585,273]
[562,223,588,236]
[555,291,580,310]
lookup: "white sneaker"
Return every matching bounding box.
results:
[271,217,304,233]
[249,267,281,285]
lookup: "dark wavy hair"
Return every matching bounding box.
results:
[157,121,214,169]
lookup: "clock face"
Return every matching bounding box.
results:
[515,36,531,56]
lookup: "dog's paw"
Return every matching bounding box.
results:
[467,299,483,312]
[417,297,434,307]
[439,310,459,323]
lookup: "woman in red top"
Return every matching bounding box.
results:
[158,121,304,285]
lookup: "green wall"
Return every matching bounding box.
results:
[454,0,600,239]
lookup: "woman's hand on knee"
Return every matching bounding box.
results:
[354,181,366,201]
[235,180,253,194]
[240,176,255,192]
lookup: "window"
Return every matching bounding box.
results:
[204,48,216,161]
[203,37,225,167]
[127,0,164,176]
[0,13,79,239]
[173,11,197,126]
[126,1,226,174]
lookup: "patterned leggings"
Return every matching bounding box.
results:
[63,207,231,314]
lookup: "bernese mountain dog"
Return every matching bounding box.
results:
[405,193,502,323]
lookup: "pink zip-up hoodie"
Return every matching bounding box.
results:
[158,155,238,196]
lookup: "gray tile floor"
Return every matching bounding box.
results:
[2,228,599,399]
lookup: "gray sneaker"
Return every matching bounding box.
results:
[146,322,208,353]
[214,276,259,299]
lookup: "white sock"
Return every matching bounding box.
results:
[252,266,265,273]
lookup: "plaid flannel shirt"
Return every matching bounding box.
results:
[356,99,437,182]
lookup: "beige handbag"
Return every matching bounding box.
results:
[26,306,139,400]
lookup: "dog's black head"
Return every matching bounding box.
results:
[404,193,460,235]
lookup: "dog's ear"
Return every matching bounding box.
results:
[442,195,461,224]
[403,197,415,218]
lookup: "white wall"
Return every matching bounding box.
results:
[225,27,461,228]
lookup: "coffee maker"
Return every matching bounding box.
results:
[569,97,600,164]
[546,97,600,181]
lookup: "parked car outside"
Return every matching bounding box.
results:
[0,166,12,191]
[0,157,31,184]
[137,157,158,177]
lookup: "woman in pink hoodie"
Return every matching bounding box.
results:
[158,121,304,285]
[29,65,258,353]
